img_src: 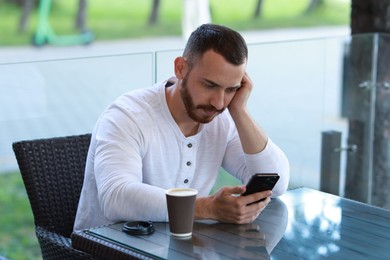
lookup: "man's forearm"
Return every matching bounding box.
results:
[229,108,268,154]
[194,196,213,220]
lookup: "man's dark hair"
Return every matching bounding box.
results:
[183,23,248,68]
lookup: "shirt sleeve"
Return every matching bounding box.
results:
[93,104,169,222]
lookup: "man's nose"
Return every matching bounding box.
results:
[210,90,225,111]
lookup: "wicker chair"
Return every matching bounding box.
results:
[12,134,94,259]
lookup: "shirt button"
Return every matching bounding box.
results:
[187,143,192,148]
[184,179,189,184]
[186,161,191,166]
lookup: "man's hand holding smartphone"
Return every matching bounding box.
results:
[241,173,280,205]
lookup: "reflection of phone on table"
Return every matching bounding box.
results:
[242,173,280,204]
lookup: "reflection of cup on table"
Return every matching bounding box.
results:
[166,188,198,237]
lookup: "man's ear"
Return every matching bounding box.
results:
[174,57,188,79]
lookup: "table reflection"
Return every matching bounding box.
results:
[279,189,343,257]
[166,198,288,259]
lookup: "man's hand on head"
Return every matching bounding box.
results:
[228,73,253,114]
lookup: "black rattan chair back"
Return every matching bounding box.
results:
[12,134,94,259]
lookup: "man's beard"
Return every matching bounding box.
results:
[180,74,225,124]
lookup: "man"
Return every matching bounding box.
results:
[74,23,289,231]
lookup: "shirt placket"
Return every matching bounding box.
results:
[178,139,197,187]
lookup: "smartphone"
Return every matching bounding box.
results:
[241,173,280,202]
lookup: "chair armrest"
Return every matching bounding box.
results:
[36,226,95,259]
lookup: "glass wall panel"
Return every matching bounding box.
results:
[340,33,390,208]
[3,34,389,208]
[154,49,182,83]
[248,37,349,190]
[373,34,390,208]
[0,53,154,172]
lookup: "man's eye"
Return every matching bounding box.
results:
[226,88,238,93]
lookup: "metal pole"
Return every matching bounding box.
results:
[320,131,342,195]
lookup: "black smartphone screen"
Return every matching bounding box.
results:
[241,173,280,197]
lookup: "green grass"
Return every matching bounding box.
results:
[0,0,350,46]
[0,172,41,260]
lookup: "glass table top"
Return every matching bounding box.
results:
[76,188,390,259]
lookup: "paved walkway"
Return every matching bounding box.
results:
[0,26,350,64]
